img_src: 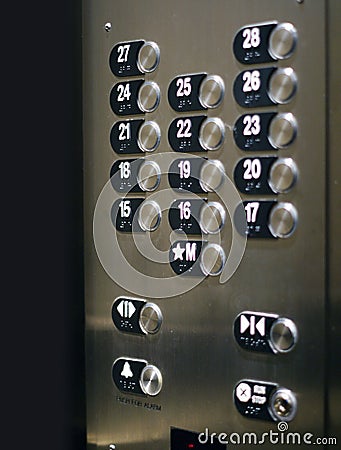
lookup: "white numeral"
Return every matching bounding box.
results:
[243,115,261,136]
[176,77,192,97]
[242,27,261,49]
[243,159,262,180]
[118,161,131,179]
[178,201,191,220]
[242,70,261,92]
[117,83,131,101]
[176,119,192,138]
[178,160,191,179]
[119,200,131,218]
[117,44,130,63]
[118,122,131,141]
[245,202,260,223]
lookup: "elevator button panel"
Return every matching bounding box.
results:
[234,380,297,422]
[82,0,334,443]
[234,311,298,353]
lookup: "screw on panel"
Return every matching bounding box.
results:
[297,0,304,3]
[104,22,112,32]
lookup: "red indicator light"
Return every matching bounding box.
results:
[188,445,194,449]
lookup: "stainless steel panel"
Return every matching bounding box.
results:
[82,1,339,448]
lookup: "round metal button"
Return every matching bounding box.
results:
[268,67,297,104]
[137,160,161,192]
[268,113,297,148]
[268,23,298,60]
[139,302,163,334]
[269,158,298,193]
[137,41,160,73]
[199,118,225,151]
[137,121,161,152]
[199,75,225,109]
[199,159,225,192]
[268,202,298,238]
[138,200,161,231]
[200,243,226,276]
[140,365,163,396]
[270,388,297,422]
[270,318,298,353]
[200,202,226,235]
[137,81,160,113]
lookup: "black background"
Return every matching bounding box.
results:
[3,1,85,449]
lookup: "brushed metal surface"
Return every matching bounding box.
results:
[83,1,333,448]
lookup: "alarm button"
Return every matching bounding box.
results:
[199,118,225,151]
[138,121,161,152]
[137,81,160,113]
[269,202,298,238]
[138,200,161,231]
[268,67,297,104]
[200,202,226,234]
[199,75,225,109]
[200,243,226,276]
[139,303,163,334]
[269,158,298,193]
[137,161,161,192]
[270,318,298,353]
[140,365,163,396]
[200,159,225,192]
[268,23,298,60]
[268,113,297,148]
[137,41,160,73]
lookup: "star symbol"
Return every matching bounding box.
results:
[172,242,185,261]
